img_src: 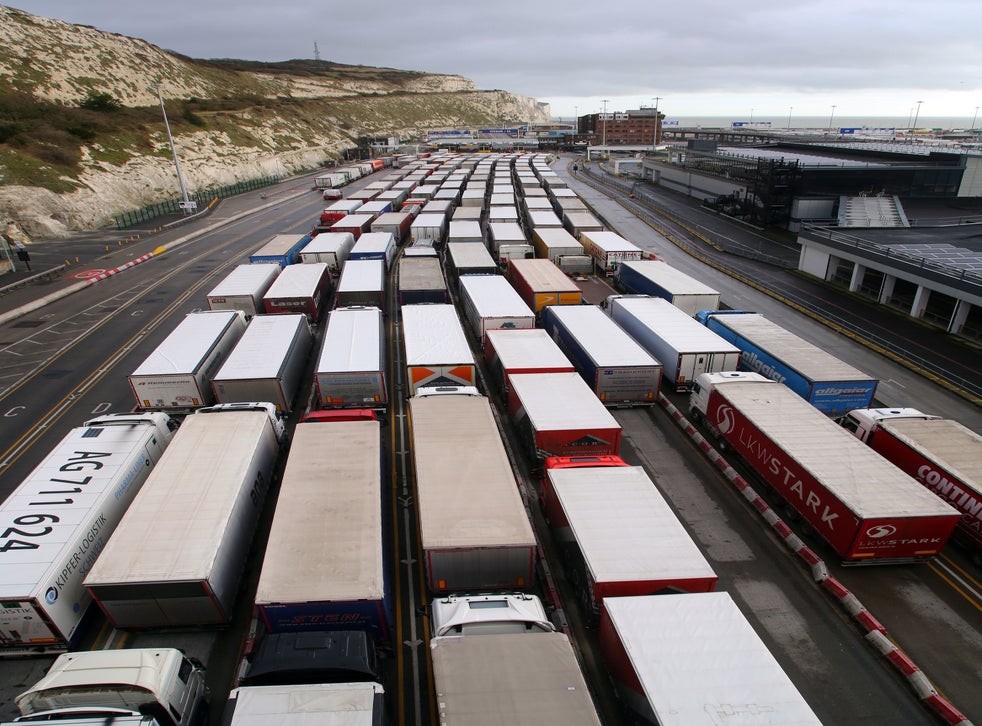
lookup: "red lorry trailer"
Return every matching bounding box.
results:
[842,408,982,558]
[690,372,960,563]
[541,458,717,617]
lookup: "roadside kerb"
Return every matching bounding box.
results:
[657,392,972,726]
[0,192,309,327]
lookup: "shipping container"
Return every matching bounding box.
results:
[212,314,313,413]
[85,405,283,627]
[508,372,622,459]
[254,420,391,640]
[484,328,575,394]
[697,311,878,416]
[398,256,448,305]
[408,391,536,591]
[617,260,719,315]
[608,296,741,391]
[690,372,960,562]
[458,274,535,343]
[315,306,387,409]
[371,212,413,244]
[600,594,821,725]
[335,259,386,311]
[0,413,175,653]
[298,232,356,276]
[262,262,330,322]
[206,264,281,317]
[532,227,584,263]
[249,234,311,268]
[542,305,661,406]
[506,258,582,314]
[401,304,476,394]
[128,310,247,411]
[542,463,717,617]
[348,232,397,271]
[580,231,643,276]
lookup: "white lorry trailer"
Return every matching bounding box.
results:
[401,303,477,394]
[429,593,601,725]
[84,403,283,627]
[206,264,280,317]
[222,683,384,726]
[211,314,312,413]
[616,260,720,315]
[600,593,820,725]
[458,274,535,343]
[128,310,247,412]
[298,232,355,276]
[315,306,387,409]
[608,295,741,391]
[0,413,175,654]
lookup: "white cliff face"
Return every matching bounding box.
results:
[0,5,551,241]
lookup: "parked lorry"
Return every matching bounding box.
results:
[542,304,661,405]
[401,304,476,394]
[600,593,820,725]
[617,260,719,315]
[532,227,584,263]
[9,648,209,726]
[580,230,643,276]
[335,259,385,311]
[842,408,982,558]
[0,413,175,654]
[542,458,717,617]
[348,231,396,271]
[206,264,280,317]
[84,403,284,627]
[371,211,413,244]
[298,231,356,276]
[261,261,330,322]
[506,258,583,314]
[447,220,483,244]
[253,418,391,639]
[696,310,878,416]
[689,372,960,562]
[223,683,384,726]
[315,306,387,409]
[212,314,313,413]
[562,210,604,239]
[458,274,535,343]
[249,233,311,267]
[446,242,499,280]
[429,593,601,725]
[488,222,533,265]
[508,372,622,459]
[410,213,447,244]
[128,310,247,412]
[408,389,536,591]
[398,256,448,304]
[608,295,741,391]
[331,214,376,241]
[319,199,363,226]
[484,328,575,394]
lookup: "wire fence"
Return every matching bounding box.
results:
[113,175,281,229]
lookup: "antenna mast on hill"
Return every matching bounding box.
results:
[314,42,321,62]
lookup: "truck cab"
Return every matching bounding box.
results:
[430,594,554,638]
[689,370,769,422]
[195,401,286,443]
[237,630,380,688]
[840,407,936,443]
[13,648,208,726]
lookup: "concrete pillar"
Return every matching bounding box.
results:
[848,263,866,293]
[948,300,971,334]
[825,256,841,282]
[910,285,931,318]
[878,274,896,305]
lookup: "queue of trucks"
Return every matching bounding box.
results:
[6,149,977,726]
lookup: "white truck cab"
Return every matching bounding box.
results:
[195,401,286,443]
[840,407,936,442]
[430,593,554,638]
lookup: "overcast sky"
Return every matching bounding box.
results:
[9,1,982,123]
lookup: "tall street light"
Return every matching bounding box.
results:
[972,106,979,131]
[911,100,924,137]
[787,106,793,130]
[651,96,662,149]
[828,104,837,134]
[151,82,194,214]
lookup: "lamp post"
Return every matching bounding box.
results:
[749,107,754,127]
[787,106,793,130]
[911,100,923,138]
[601,99,609,157]
[151,83,193,214]
[972,106,979,131]
[651,96,661,149]
[828,104,837,134]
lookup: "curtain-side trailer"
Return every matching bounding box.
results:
[298,232,356,276]
[348,232,396,270]
[212,314,313,413]
[315,306,387,409]
[458,274,535,343]
[262,262,330,322]
[84,405,283,627]
[483,328,575,394]
[249,234,311,267]
[446,243,499,280]
[206,264,280,317]
[608,296,741,391]
[401,304,476,394]
[254,420,391,640]
[371,212,413,244]
[532,227,584,263]
[408,391,536,591]
[580,231,643,276]
[542,304,660,406]
[128,310,247,412]
[506,258,583,314]
[335,259,386,311]
[697,310,878,416]
[600,594,821,725]
[617,260,720,315]
[0,413,175,654]
[398,256,449,304]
